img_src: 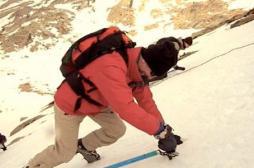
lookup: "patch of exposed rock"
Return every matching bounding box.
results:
[0,0,93,53]
[192,7,254,39]
[18,82,54,95]
[10,115,46,136]
[171,0,244,29]
[107,0,135,27]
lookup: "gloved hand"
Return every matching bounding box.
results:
[174,134,183,145]
[155,124,177,153]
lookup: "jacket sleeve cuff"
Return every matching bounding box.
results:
[154,122,165,137]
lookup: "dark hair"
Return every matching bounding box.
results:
[0,133,7,143]
[141,42,178,76]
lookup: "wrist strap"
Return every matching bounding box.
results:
[154,125,172,139]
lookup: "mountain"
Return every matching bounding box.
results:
[0,0,254,167]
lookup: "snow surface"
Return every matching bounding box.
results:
[1,0,254,168]
[228,0,254,10]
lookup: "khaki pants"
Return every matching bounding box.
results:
[28,105,126,168]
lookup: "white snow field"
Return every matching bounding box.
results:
[0,0,254,168]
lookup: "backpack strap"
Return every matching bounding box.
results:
[128,81,148,88]
[61,28,108,65]
[65,71,103,111]
[74,28,107,52]
[74,31,130,69]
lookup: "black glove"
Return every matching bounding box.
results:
[155,125,177,153]
[174,134,183,145]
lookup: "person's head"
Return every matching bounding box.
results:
[157,36,193,50]
[0,133,6,144]
[139,41,179,79]
[137,55,154,80]
[181,37,193,49]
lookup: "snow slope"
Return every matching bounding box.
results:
[1,0,254,168]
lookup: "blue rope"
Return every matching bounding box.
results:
[104,150,158,168]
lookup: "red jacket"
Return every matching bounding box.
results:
[54,47,164,135]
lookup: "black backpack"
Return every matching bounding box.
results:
[59,27,136,111]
